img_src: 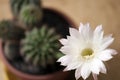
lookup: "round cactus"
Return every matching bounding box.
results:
[21,26,62,68]
[4,41,20,61]
[10,0,41,17]
[19,4,43,29]
[0,20,25,41]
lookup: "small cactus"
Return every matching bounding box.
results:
[19,4,43,29]
[21,26,62,68]
[10,0,41,17]
[4,41,20,61]
[0,20,25,41]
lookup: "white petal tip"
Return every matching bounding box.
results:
[56,60,60,62]
[112,50,118,55]
[93,73,98,80]
[96,24,103,31]
[101,70,107,74]
[75,75,80,80]
[59,48,63,52]
[59,39,62,42]
[98,24,102,27]
[80,23,83,25]
[57,58,62,62]
[63,68,68,71]
[59,38,67,45]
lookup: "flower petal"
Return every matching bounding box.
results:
[60,45,79,55]
[92,73,98,80]
[93,25,103,45]
[79,23,84,31]
[100,62,106,74]
[93,59,107,74]
[64,61,83,71]
[90,59,101,74]
[57,55,71,66]
[97,49,117,61]
[67,33,85,48]
[79,23,93,41]
[91,58,107,74]
[101,34,114,50]
[59,38,68,45]
[69,28,80,38]
[81,63,91,80]
[94,25,103,37]
[59,46,70,54]
[75,67,81,80]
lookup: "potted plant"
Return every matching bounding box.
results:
[0,0,75,80]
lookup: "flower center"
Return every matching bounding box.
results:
[81,48,94,59]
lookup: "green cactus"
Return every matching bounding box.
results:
[10,0,41,17]
[0,20,25,41]
[21,26,62,68]
[19,4,43,29]
[4,41,20,60]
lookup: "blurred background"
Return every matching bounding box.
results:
[0,0,120,80]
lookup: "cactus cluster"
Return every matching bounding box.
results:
[0,0,63,74]
[19,4,43,29]
[0,20,24,41]
[21,26,62,67]
[10,0,43,29]
[10,0,41,16]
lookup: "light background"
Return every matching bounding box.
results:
[0,0,120,80]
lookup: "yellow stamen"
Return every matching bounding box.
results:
[81,48,93,58]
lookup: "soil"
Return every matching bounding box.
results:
[3,8,74,75]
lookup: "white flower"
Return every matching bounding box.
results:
[57,23,117,80]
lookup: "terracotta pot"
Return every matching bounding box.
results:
[0,8,76,80]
